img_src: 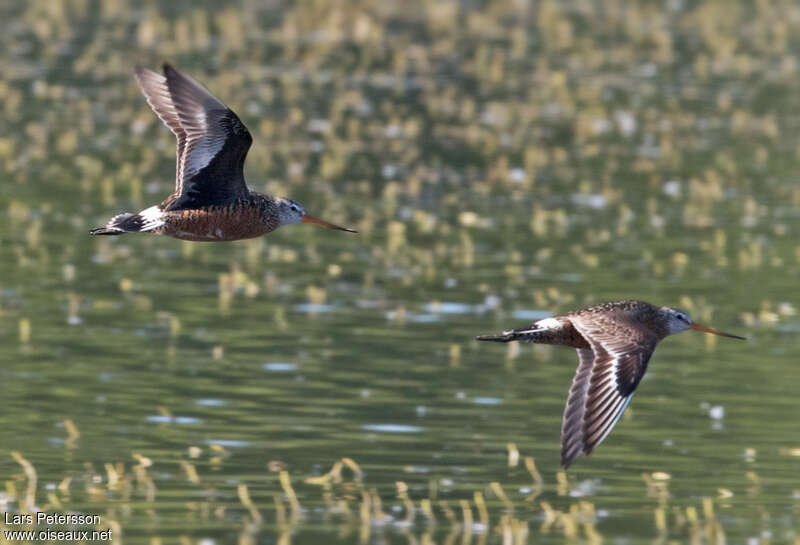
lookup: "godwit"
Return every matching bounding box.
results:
[476,300,745,468]
[91,64,356,241]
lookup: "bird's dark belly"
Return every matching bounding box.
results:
[162,207,269,241]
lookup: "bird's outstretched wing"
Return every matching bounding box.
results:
[135,64,253,210]
[561,315,656,468]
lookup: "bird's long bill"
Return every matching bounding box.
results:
[302,215,358,233]
[690,322,746,340]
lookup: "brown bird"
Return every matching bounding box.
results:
[476,300,745,468]
[91,64,356,241]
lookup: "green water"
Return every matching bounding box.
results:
[1,1,799,543]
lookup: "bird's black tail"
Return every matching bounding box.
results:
[90,206,164,236]
[90,213,142,235]
[476,326,542,343]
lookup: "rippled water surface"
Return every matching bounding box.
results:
[1,1,799,543]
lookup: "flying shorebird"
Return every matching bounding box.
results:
[476,300,745,468]
[91,64,357,241]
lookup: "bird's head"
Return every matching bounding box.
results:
[661,306,745,339]
[275,197,357,233]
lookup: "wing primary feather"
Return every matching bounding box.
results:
[134,66,187,195]
[559,313,657,468]
[144,64,254,210]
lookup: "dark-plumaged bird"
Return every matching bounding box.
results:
[476,300,745,468]
[91,64,356,241]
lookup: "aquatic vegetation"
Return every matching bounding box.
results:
[3,438,785,544]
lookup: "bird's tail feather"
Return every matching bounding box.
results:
[90,213,139,235]
[90,206,164,236]
[476,327,542,343]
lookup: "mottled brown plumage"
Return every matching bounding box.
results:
[477,300,745,468]
[91,64,356,240]
[157,196,273,241]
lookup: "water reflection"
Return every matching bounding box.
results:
[361,424,423,434]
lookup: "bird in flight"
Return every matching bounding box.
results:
[476,300,745,468]
[91,64,357,241]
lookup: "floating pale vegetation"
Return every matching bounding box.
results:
[18,318,31,343]
[218,273,234,314]
[413,209,437,233]
[394,481,415,525]
[553,472,568,498]
[386,221,406,255]
[63,419,80,445]
[119,277,133,293]
[458,211,483,228]
[4,447,744,544]
[66,292,81,325]
[306,285,327,306]
[238,483,263,524]
[327,263,341,277]
[180,461,200,484]
[506,443,519,467]
[274,306,289,330]
[11,451,37,511]
[448,343,461,367]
